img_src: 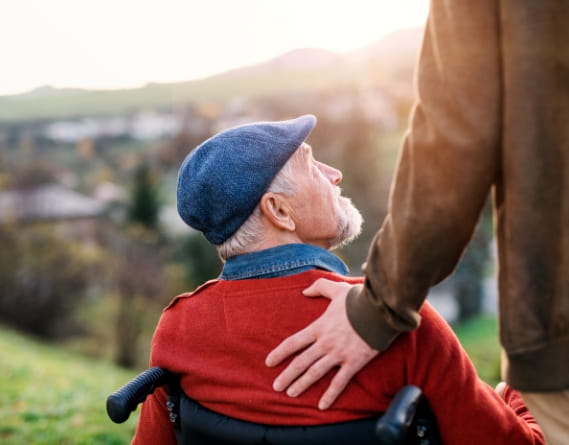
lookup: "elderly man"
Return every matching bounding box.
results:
[131,115,542,444]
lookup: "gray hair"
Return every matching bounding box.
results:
[216,149,299,261]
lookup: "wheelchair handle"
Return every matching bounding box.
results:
[375,385,424,445]
[106,366,175,423]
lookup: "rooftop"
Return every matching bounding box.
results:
[0,183,106,223]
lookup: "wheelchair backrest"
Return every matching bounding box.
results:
[177,392,380,445]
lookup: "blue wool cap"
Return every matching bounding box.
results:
[177,114,316,244]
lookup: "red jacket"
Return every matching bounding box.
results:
[132,270,543,444]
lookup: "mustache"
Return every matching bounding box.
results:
[335,186,354,204]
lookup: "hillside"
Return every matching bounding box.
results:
[0,28,423,122]
[0,325,140,445]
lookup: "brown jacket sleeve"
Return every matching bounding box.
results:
[347,0,502,350]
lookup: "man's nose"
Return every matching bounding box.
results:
[321,163,342,185]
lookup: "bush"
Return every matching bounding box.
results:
[0,224,102,338]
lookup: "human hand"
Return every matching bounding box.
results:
[265,278,379,410]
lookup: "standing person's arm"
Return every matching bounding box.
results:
[268,0,502,407]
[348,0,501,349]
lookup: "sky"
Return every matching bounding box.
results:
[1,0,429,96]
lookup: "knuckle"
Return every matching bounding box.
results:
[290,349,318,372]
[287,359,307,376]
[306,364,325,380]
[318,336,337,351]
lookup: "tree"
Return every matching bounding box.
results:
[174,233,222,290]
[9,162,57,189]
[113,161,166,368]
[113,228,165,368]
[127,163,161,230]
[0,224,100,338]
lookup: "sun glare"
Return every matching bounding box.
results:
[285,1,429,52]
[1,0,429,95]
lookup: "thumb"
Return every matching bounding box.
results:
[302,278,351,301]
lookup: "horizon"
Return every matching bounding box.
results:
[2,1,429,96]
[4,27,423,98]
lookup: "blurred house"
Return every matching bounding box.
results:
[43,111,184,144]
[130,111,183,141]
[0,183,107,244]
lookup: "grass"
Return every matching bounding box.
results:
[452,315,502,387]
[0,325,140,445]
[0,314,501,444]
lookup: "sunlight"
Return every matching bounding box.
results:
[278,0,429,52]
[1,0,429,95]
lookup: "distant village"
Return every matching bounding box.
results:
[0,86,407,238]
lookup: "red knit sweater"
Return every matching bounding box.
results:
[132,270,543,445]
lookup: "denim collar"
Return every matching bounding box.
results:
[219,243,349,280]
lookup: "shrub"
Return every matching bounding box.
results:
[0,224,102,338]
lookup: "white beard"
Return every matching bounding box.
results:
[329,193,363,250]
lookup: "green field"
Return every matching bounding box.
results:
[453,315,502,387]
[0,315,501,444]
[0,326,140,445]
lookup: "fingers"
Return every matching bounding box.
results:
[284,354,338,398]
[271,342,325,392]
[318,365,355,410]
[265,326,316,368]
[318,345,379,410]
[302,278,351,300]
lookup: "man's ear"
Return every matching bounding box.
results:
[259,193,296,232]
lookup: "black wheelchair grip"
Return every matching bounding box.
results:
[106,366,173,424]
[375,385,423,445]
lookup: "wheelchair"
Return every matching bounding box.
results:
[107,367,442,445]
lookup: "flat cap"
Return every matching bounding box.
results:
[177,114,316,244]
